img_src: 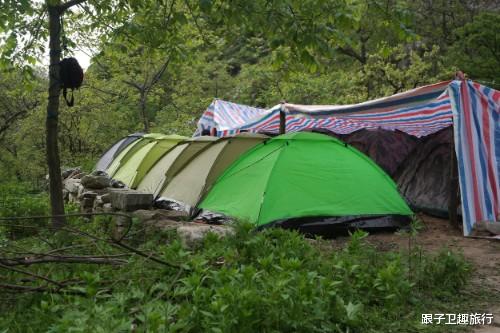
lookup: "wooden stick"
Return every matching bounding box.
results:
[279,110,286,134]
[448,130,459,229]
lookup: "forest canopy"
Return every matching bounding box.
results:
[0,0,498,183]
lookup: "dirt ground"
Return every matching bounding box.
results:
[334,214,500,332]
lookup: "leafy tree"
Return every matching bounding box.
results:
[448,12,500,89]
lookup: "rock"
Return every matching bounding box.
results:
[80,191,97,209]
[64,178,81,194]
[485,221,500,235]
[112,215,130,240]
[103,203,113,213]
[68,192,79,204]
[110,179,126,188]
[101,193,111,204]
[144,219,184,232]
[110,189,153,211]
[91,170,109,177]
[62,167,81,179]
[77,183,85,199]
[81,174,110,189]
[81,198,95,209]
[94,196,104,209]
[132,209,189,223]
[177,224,235,248]
[62,189,69,201]
[82,191,98,199]
[70,171,86,179]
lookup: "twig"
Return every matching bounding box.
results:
[111,239,180,269]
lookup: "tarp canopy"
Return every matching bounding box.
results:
[137,136,219,195]
[107,134,186,187]
[199,132,412,227]
[95,132,143,172]
[158,133,268,210]
[195,81,452,137]
[194,80,500,236]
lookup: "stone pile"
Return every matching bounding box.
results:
[61,168,235,247]
[62,169,152,213]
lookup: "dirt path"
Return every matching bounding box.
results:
[334,214,500,332]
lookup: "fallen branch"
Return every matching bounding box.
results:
[0,283,86,296]
[0,212,182,269]
[111,239,178,268]
[0,263,64,288]
[0,255,127,266]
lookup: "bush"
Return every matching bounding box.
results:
[0,223,474,333]
[0,183,50,238]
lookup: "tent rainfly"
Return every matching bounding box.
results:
[199,132,412,227]
[95,132,143,172]
[195,80,500,237]
[106,134,186,187]
[136,136,219,195]
[157,133,268,210]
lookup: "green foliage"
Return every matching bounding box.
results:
[0,222,475,332]
[420,249,472,296]
[0,182,49,218]
[0,182,49,238]
[447,12,500,89]
[0,1,498,182]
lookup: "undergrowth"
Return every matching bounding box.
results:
[0,213,479,333]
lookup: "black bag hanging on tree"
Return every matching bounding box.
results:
[60,57,83,107]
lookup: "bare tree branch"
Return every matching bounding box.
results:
[60,0,88,11]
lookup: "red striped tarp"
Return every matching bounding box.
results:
[449,80,500,236]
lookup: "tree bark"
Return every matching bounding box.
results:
[139,91,150,133]
[46,5,66,228]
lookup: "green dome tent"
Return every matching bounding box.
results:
[199,132,412,227]
[107,134,186,188]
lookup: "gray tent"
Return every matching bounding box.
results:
[95,132,143,171]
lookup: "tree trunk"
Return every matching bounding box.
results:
[46,5,66,228]
[140,91,150,133]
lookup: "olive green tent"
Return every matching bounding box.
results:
[199,132,412,227]
[136,136,219,195]
[157,133,268,210]
[108,134,186,188]
[106,134,160,177]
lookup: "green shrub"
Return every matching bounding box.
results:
[0,223,476,333]
[421,249,472,296]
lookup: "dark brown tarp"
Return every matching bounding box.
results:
[394,128,455,217]
[342,129,418,176]
[339,128,455,217]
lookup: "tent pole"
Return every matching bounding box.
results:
[279,110,286,134]
[448,131,460,229]
[448,72,464,229]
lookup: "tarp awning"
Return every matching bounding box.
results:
[195,81,453,138]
